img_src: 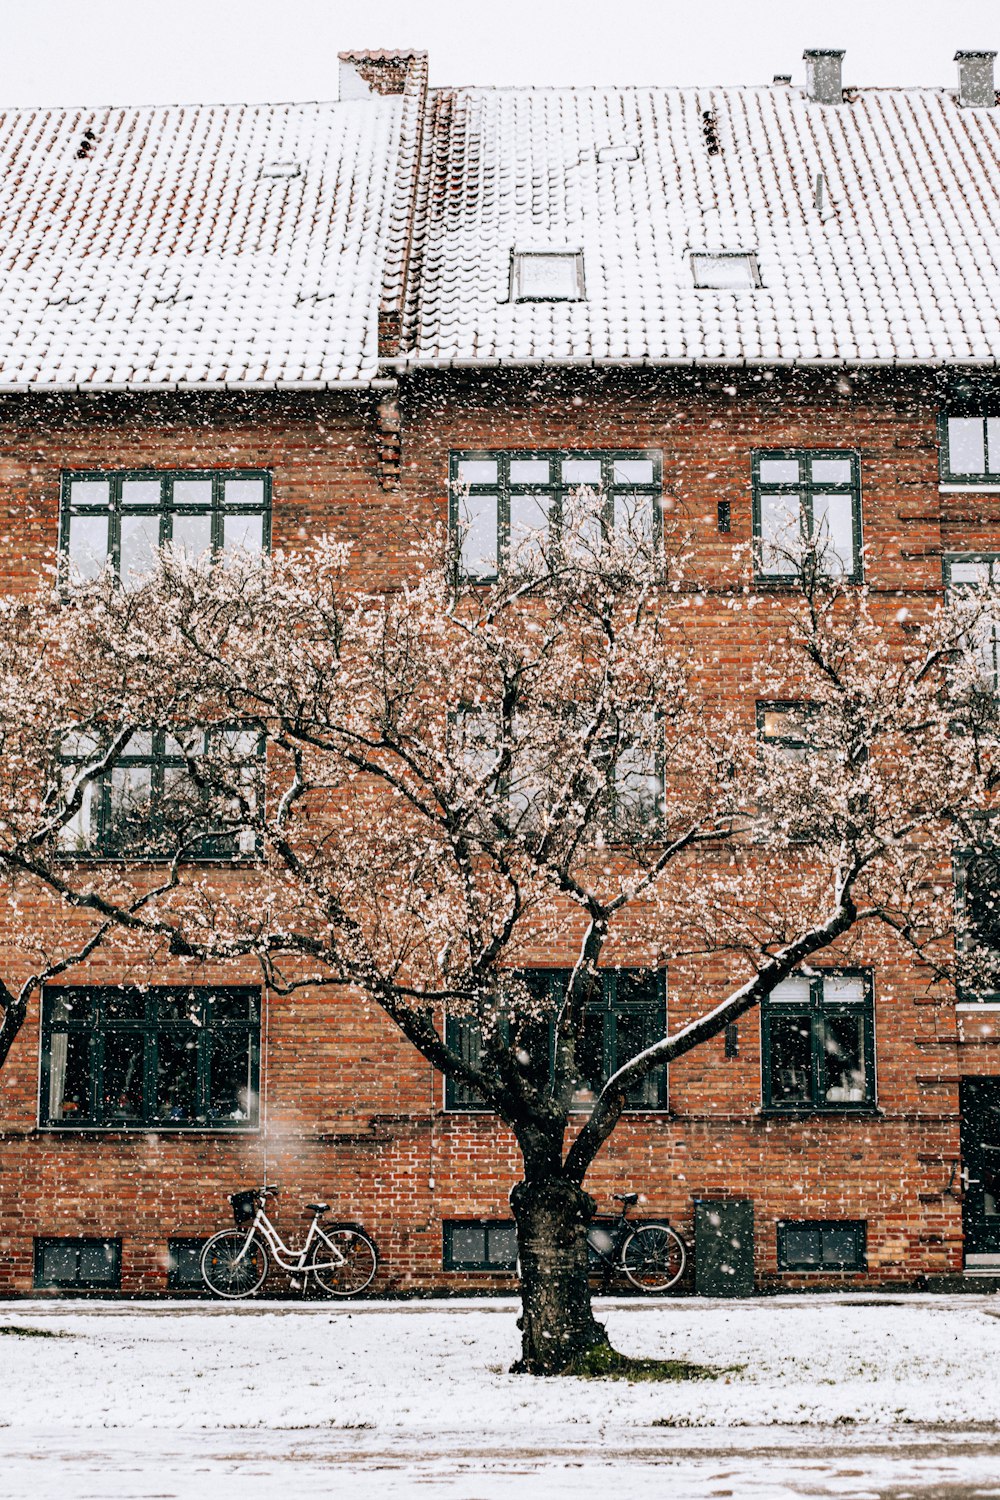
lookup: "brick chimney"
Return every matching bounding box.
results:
[338,49,423,99]
[803,49,845,104]
[954,50,997,107]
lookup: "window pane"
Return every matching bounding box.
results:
[103,1030,145,1122]
[509,460,550,484]
[458,493,498,577]
[156,991,201,1023]
[691,253,756,289]
[67,513,110,580]
[612,459,654,484]
[509,492,550,568]
[768,1012,812,1103]
[47,1031,91,1121]
[104,991,146,1020]
[58,776,97,851]
[210,990,257,1021]
[172,480,213,508]
[810,458,852,484]
[110,763,152,840]
[988,418,1000,475]
[759,493,801,573]
[167,1240,207,1288]
[613,491,654,546]
[155,1032,199,1122]
[449,1225,485,1265]
[456,460,497,486]
[69,479,111,508]
[121,480,162,507]
[950,561,992,585]
[485,1223,518,1268]
[813,493,855,575]
[822,1014,867,1102]
[948,417,986,474]
[614,736,660,824]
[77,1241,117,1285]
[209,1032,256,1122]
[222,513,264,557]
[823,975,865,1005]
[119,513,160,585]
[759,459,800,484]
[783,1228,821,1266]
[172,512,212,560]
[516,253,581,299]
[572,1010,605,1101]
[561,460,602,486]
[41,1243,78,1284]
[769,976,812,1004]
[822,1228,858,1265]
[224,479,265,506]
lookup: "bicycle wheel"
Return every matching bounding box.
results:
[200,1229,269,1299]
[620,1223,686,1292]
[309,1226,378,1296]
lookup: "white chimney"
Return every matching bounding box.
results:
[803,49,845,105]
[955,50,996,107]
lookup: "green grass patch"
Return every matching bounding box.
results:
[567,1343,741,1382]
[0,1324,70,1339]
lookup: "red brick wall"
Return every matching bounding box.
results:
[0,370,995,1295]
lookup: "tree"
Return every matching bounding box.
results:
[0,509,997,1373]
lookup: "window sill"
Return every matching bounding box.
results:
[36,1122,260,1135]
[939,483,1000,493]
[56,854,261,868]
[757,1106,881,1120]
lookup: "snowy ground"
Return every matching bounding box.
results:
[1,1294,1000,1499]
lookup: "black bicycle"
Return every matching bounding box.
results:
[586,1193,687,1292]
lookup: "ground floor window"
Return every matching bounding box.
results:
[34,1237,122,1289]
[761,971,875,1111]
[39,985,261,1130]
[777,1220,866,1272]
[443,1221,518,1271]
[166,1238,208,1290]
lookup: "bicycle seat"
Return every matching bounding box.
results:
[306,1202,329,1214]
[613,1192,639,1205]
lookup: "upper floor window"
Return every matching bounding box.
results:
[58,726,263,860]
[450,450,661,581]
[761,971,875,1112]
[757,701,815,761]
[510,251,585,302]
[40,985,261,1131]
[955,846,1000,1003]
[445,968,666,1111]
[752,451,862,583]
[60,470,271,586]
[943,554,1000,691]
[940,415,1000,484]
[691,251,761,289]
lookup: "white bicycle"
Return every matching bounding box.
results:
[200,1186,378,1299]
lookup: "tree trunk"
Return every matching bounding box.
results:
[511,1176,610,1374]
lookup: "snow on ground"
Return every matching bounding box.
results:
[1,1294,1000,1499]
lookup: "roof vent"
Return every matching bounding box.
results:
[596,142,640,163]
[803,49,845,104]
[75,128,98,161]
[773,75,792,85]
[702,110,721,156]
[955,50,997,107]
[258,161,302,180]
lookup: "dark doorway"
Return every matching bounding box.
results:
[960,1077,1000,1263]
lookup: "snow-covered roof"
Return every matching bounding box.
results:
[400,84,1000,367]
[0,98,403,389]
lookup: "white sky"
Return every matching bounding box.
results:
[2,0,997,104]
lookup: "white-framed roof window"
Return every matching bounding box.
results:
[596,142,640,163]
[510,250,585,302]
[691,251,761,289]
[258,161,303,180]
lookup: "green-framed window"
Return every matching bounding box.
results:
[39,986,261,1131]
[943,554,1000,690]
[451,706,662,836]
[58,726,264,860]
[34,1237,121,1289]
[59,470,271,585]
[752,450,862,582]
[445,968,667,1111]
[761,971,875,1112]
[955,846,1000,1003]
[757,701,815,760]
[443,1221,518,1271]
[777,1220,866,1272]
[450,450,662,580]
[166,1238,208,1290]
[939,413,1000,483]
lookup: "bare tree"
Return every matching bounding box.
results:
[0,509,997,1372]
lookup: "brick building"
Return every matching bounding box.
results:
[1,45,1000,1294]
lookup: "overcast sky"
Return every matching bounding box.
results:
[3,0,997,104]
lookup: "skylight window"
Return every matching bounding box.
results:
[258,162,302,180]
[596,142,640,163]
[510,251,585,302]
[691,252,761,289]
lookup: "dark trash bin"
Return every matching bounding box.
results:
[694,1198,754,1296]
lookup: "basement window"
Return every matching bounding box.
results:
[510,251,585,302]
[691,251,761,289]
[443,1221,518,1271]
[34,1237,121,1290]
[777,1220,866,1272]
[166,1238,208,1289]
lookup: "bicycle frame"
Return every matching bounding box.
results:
[233,1205,347,1273]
